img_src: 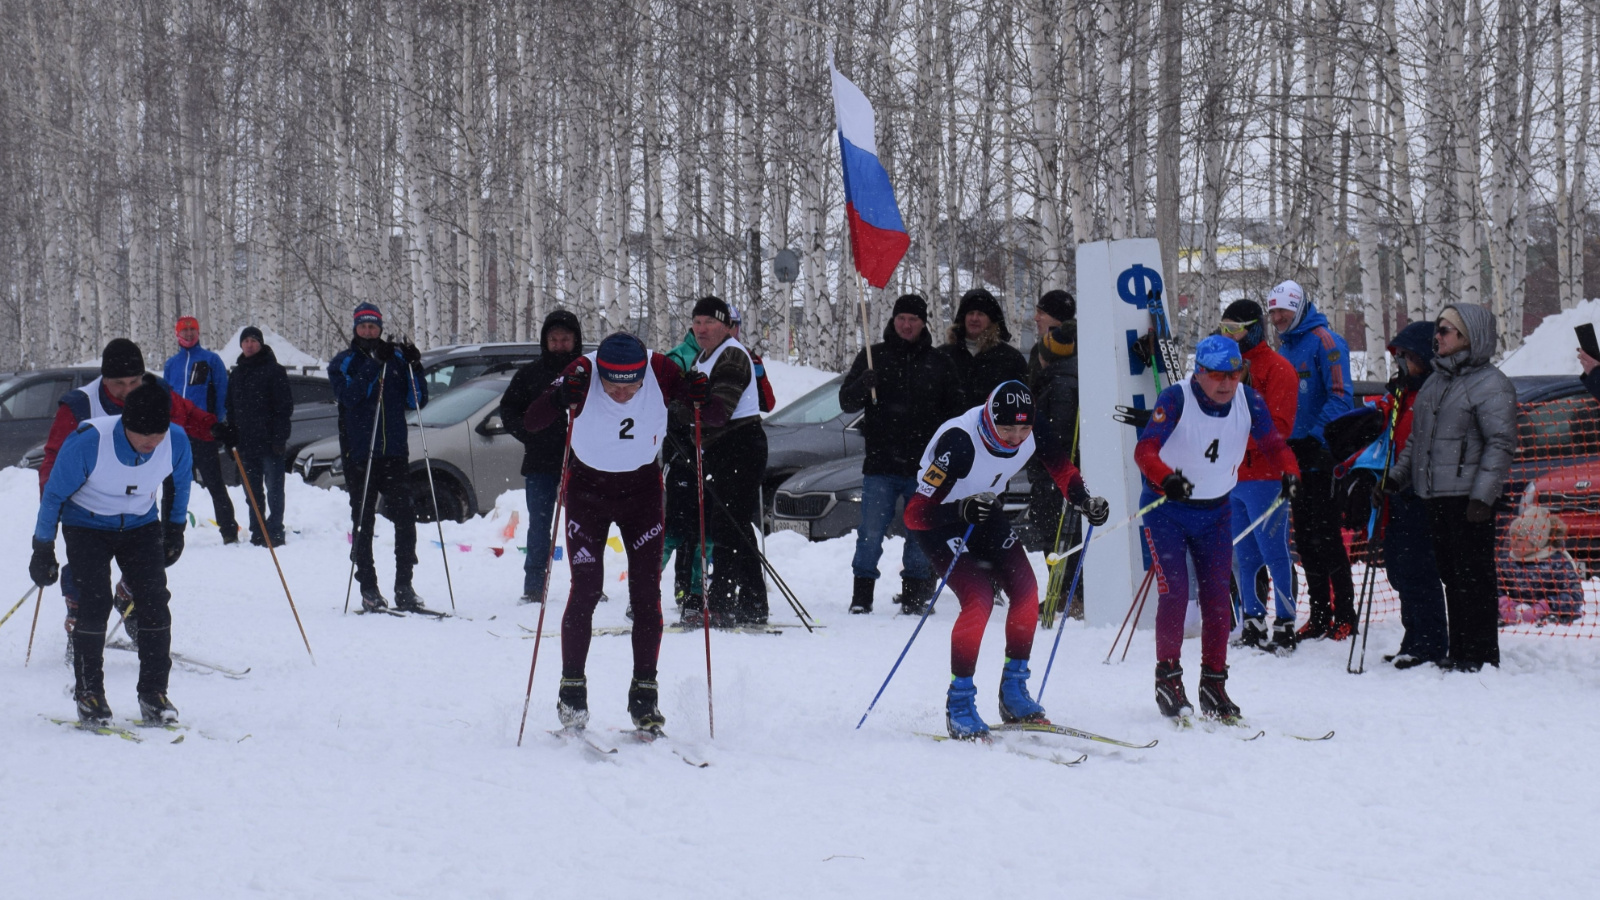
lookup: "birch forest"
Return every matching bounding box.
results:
[2,0,1597,376]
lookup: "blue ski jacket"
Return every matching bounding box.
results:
[1277,301,1352,446]
[35,422,193,540]
[164,343,230,420]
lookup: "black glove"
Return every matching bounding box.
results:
[1161,472,1194,502]
[1288,437,1334,473]
[1113,405,1152,428]
[1371,475,1398,509]
[271,443,287,459]
[685,371,711,404]
[189,361,210,385]
[399,341,422,366]
[1466,499,1494,524]
[1130,331,1157,367]
[29,538,59,587]
[163,522,186,568]
[959,493,1002,525]
[859,369,879,393]
[1080,496,1110,527]
[558,365,591,408]
[1280,472,1301,500]
[369,339,397,362]
[211,421,238,447]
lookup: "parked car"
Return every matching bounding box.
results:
[1,367,98,466]
[418,342,543,398]
[295,373,522,522]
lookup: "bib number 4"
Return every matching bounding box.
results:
[1204,439,1220,463]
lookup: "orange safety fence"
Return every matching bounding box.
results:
[1299,394,1600,639]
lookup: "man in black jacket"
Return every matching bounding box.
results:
[941,287,1028,410]
[501,310,584,603]
[225,326,294,547]
[839,294,964,614]
[1023,291,1080,556]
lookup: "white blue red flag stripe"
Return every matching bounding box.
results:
[829,62,909,289]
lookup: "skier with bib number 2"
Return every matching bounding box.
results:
[903,380,1109,739]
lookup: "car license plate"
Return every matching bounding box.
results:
[772,518,810,537]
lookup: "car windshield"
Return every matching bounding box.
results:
[766,376,843,426]
[407,383,503,427]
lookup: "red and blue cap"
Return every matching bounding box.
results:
[596,332,648,384]
[353,302,383,327]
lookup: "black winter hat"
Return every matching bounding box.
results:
[1036,290,1075,323]
[891,294,928,322]
[121,378,171,435]
[240,326,265,345]
[1222,299,1263,323]
[1387,320,1436,365]
[954,288,1011,341]
[540,309,583,351]
[101,338,145,379]
[985,380,1034,427]
[692,296,733,327]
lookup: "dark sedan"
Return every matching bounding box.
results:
[1,367,98,466]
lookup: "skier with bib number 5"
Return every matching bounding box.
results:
[522,333,715,734]
[1134,336,1300,723]
[903,381,1109,739]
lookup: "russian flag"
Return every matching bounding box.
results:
[830,63,909,290]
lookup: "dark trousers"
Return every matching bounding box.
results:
[1290,465,1355,625]
[192,439,239,534]
[912,517,1038,678]
[704,424,768,622]
[1383,491,1448,660]
[63,522,172,696]
[1426,495,1501,667]
[240,452,287,544]
[346,456,417,591]
[560,466,667,679]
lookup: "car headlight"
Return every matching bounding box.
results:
[838,488,862,502]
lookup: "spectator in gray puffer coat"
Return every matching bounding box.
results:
[1380,303,1516,672]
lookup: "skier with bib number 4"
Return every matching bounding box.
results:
[522,333,716,734]
[903,381,1109,739]
[1134,336,1300,723]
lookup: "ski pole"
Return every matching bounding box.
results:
[517,409,575,748]
[1037,523,1094,701]
[1349,392,1403,675]
[1231,494,1287,548]
[694,404,715,738]
[856,522,976,730]
[1105,565,1156,664]
[231,447,315,662]
[1040,498,1073,629]
[0,585,37,631]
[406,358,456,610]
[1121,566,1157,663]
[1046,496,1166,566]
[24,583,44,666]
[344,362,388,613]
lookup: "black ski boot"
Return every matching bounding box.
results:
[76,691,112,724]
[137,692,179,725]
[359,584,388,613]
[557,677,589,729]
[1267,618,1297,653]
[1198,666,1241,723]
[1234,616,1268,650]
[627,678,666,733]
[1154,659,1193,719]
[393,584,426,612]
[850,577,875,615]
[898,577,937,616]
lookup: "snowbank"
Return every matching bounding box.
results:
[1500,298,1600,376]
[217,327,326,372]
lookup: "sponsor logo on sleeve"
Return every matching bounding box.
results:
[922,464,948,489]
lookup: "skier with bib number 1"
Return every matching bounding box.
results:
[903,380,1109,739]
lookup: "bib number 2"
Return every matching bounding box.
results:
[619,418,635,440]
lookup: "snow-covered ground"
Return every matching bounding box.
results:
[4,365,1598,899]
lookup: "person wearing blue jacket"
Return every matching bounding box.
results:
[1266,279,1357,640]
[163,315,239,544]
[30,380,193,726]
[328,302,429,612]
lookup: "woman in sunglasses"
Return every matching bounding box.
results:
[1377,304,1516,673]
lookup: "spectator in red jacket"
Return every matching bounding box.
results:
[1221,300,1301,652]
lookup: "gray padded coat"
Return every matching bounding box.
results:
[1389,303,1517,504]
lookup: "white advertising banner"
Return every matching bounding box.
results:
[1075,239,1169,627]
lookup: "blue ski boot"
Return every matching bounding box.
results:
[945,676,990,739]
[997,657,1048,724]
